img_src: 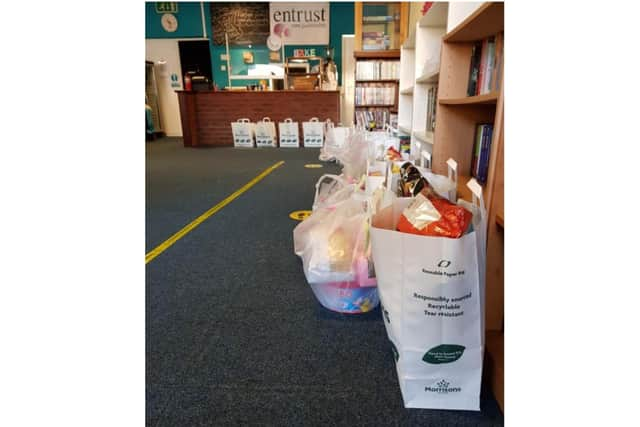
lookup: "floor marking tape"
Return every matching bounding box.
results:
[145,160,285,264]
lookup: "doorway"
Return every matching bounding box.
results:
[178,40,213,81]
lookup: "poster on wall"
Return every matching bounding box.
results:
[269,2,329,46]
[211,3,270,45]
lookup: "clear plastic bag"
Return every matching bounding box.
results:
[319,120,350,162]
[293,196,368,284]
[312,174,354,211]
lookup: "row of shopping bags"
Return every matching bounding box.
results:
[231,117,327,148]
[293,127,488,411]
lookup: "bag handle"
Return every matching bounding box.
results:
[308,117,319,122]
[313,174,348,209]
[421,150,431,169]
[284,118,293,123]
[467,177,485,210]
[447,158,458,187]
[238,118,250,123]
[262,117,271,122]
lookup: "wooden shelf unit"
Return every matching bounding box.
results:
[355,104,396,108]
[354,2,409,51]
[353,48,400,129]
[355,79,399,83]
[439,92,499,105]
[428,2,504,412]
[354,49,402,59]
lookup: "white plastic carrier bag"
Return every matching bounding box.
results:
[312,174,352,211]
[302,117,324,148]
[231,118,255,148]
[278,118,299,148]
[370,178,487,411]
[319,120,350,161]
[254,117,277,147]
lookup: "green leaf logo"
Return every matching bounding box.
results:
[422,344,465,364]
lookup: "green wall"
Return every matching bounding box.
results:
[145,2,205,38]
[146,2,354,88]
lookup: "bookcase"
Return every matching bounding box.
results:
[354,2,410,52]
[353,50,401,129]
[397,2,449,160]
[431,2,504,411]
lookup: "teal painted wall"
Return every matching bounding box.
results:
[146,2,355,88]
[145,2,205,38]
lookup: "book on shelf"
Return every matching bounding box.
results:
[355,60,400,80]
[426,85,438,132]
[492,32,504,92]
[355,108,394,130]
[363,15,396,23]
[470,123,494,183]
[355,83,396,106]
[466,34,502,96]
[467,42,482,96]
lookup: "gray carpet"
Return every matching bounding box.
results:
[146,137,504,426]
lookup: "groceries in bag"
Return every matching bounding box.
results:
[370,179,487,410]
[293,181,379,314]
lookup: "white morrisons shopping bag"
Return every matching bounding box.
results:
[370,179,487,411]
[255,117,277,147]
[278,118,299,148]
[302,117,324,148]
[231,118,255,148]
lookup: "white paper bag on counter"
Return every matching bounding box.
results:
[254,117,277,147]
[302,117,324,148]
[231,118,255,148]
[369,179,487,411]
[278,118,299,148]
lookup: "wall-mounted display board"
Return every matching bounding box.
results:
[211,3,270,45]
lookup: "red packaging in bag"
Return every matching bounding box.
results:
[397,193,473,239]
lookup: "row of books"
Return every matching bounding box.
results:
[355,84,396,106]
[470,124,494,183]
[362,31,391,51]
[362,15,399,23]
[356,60,400,80]
[467,32,503,96]
[355,109,396,130]
[426,85,438,132]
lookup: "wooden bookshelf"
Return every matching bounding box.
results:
[444,3,504,43]
[485,330,504,411]
[428,2,504,411]
[353,49,402,59]
[355,79,399,83]
[355,104,395,108]
[439,92,499,105]
[353,48,400,129]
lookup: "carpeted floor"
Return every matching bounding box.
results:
[146,137,504,426]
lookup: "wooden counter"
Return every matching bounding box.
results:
[176,90,341,147]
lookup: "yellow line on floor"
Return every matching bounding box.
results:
[146,160,285,264]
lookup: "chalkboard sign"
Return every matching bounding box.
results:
[211,3,270,46]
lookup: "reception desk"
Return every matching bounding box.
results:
[176,90,341,147]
